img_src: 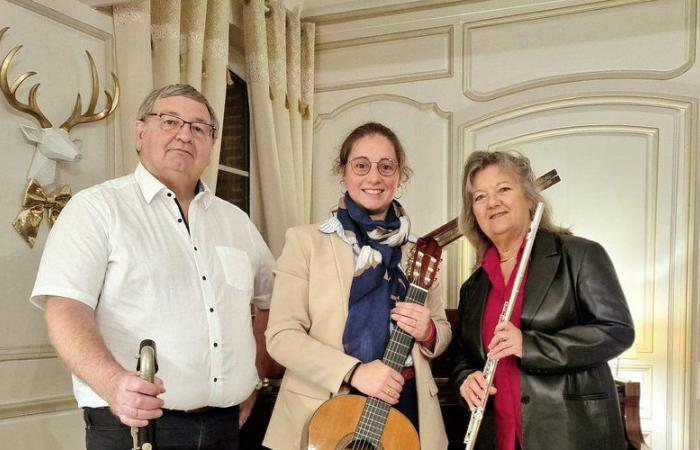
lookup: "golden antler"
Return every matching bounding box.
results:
[60,51,120,132]
[0,27,52,128]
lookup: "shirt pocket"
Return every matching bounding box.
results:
[216,246,254,292]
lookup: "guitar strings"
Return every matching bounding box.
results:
[351,285,427,449]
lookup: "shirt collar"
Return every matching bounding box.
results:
[134,163,213,208]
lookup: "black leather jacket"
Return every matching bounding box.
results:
[451,230,635,450]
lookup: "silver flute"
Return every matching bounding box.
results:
[463,202,545,450]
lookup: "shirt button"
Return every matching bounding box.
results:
[213,377,218,382]
[213,342,218,347]
[177,218,183,223]
[166,192,172,197]
[209,307,214,312]
[202,275,207,281]
[194,246,198,251]
[521,395,530,404]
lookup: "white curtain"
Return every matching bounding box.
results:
[112,0,230,189]
[242,0,315,256]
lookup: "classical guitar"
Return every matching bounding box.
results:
[302,169,561,450]
[302,236,443,450]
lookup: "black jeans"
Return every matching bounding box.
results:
[83,406,239,450]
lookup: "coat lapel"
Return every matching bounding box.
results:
[330,232,354,319]
[522,231,560,329]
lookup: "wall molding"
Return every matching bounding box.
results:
[314,93,452,129]
[462,0,696,101]
[0,345,56,362]
[0,395,77,420]
[304,0,477,24]
[5,0,112,39]
[315,25,453,92]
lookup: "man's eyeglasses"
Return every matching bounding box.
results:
[348,157,399,177]
[144,113,216,140]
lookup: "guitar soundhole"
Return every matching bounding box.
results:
[336,435,384,450]
[342,440,381,450]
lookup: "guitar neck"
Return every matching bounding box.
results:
[353,283,428,444]
[382,283,428,371]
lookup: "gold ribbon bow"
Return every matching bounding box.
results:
[12,179,71,248]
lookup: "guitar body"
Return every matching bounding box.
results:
[303,394,420,450]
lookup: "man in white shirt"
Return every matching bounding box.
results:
[31,84,274,450]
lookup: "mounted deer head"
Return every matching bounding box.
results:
[0,27,119,187]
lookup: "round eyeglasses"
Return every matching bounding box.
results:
[144,113,216,140]
[348,156,399,177]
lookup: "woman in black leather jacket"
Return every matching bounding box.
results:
[451,150,635,450]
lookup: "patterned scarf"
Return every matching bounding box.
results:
[337,192,411,363]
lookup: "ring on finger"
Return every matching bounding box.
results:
[384,387,392,396]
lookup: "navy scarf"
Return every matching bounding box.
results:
[337,193,410,363]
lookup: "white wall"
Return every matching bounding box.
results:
[309,0,700,448]
[0,0,117,448]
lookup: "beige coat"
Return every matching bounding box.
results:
[263,224,451,450]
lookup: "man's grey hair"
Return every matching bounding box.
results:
[136,84,219,139]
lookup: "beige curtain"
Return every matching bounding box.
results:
[112,0,230,189]
[242,0,315,256]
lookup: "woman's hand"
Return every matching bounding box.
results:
[350,360,404,405]
[391,302,433,341]
[487,321,523,359]
[459,371,497,411]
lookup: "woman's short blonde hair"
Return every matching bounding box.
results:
[458,150,570,267]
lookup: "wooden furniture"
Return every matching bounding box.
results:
[617,380,646,450]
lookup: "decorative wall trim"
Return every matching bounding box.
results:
[0,395,77,420]
[462,0,696,101]
[304,0,475,24]
[459,93,694,135]
[5,0,112,39]
[314,93,451,129]
[459,92,696,450]
[315,25,453,92]
[0,345,56,362]
[490,125,658,353]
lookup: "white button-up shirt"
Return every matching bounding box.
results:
[31,164,274,410]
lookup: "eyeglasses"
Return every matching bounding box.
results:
[348,157,399,176]
[144,113,216,140]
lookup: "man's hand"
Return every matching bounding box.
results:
[238,390,257,427]
[45,297,167,427]
[107,371,165,427]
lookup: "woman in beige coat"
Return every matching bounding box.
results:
[263,122,451,450]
